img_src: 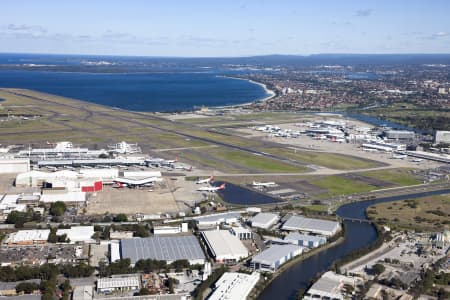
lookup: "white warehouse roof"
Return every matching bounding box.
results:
[284,232,326,246]
[97,276,140,290]
[251,244,303,267]
[282,215,340,236]
[201,230,249,262]
[6,229,50,244]
[209,272,260,300]
[56,226,95,243]
[194,212,242,226]
[40,191,86,203]
[250,212,279,229]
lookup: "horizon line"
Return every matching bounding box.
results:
[2,51,450,59]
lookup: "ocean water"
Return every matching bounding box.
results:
[0,70,268,112]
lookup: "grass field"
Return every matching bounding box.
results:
[367,195,450,231]
[262,147,381,170]
[206,148,307,173]
[310,175,376,198]
[361,168,421,186]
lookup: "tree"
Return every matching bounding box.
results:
[137,288,150,296]
[113,214,128,222]
[50,201,66,217]
[16,282,39,294]
[60,279,71,300]
[372,264,385,276]
[133,224,149,237]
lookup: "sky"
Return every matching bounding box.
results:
[1,0,450,57]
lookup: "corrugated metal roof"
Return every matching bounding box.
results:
[120,236,205,264]
[251,244,302,265]
[282,216,338,233]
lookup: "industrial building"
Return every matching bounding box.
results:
[384,130,415,140]
[284,232,326,248]
[208,272,260,300]
[110,241,121,263]
[282,215,340,236]
[249,212,279,229]
[120,235,205,265]
[435,130,450,144]
[0,158,30,174]
[97,275,141,293]
[5,229,50,246]
[36,157,146,168]
[40,191,86,204]
[304,271,361,300]
[193,212,241,227]
[153,223,188,235]
[0,194,28,220]
[250,244,303,272]
[229,226,253,240]
[201,230,249,264]
[56,226,95,243]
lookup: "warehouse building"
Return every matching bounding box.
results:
[208,272,260,300]
[250,244,303,272]
[193,212,241,227]
[40,191,86,204]
[0,194,27,220]
[0,158,30,174]
[435,130,450,144]
[304,271,361,300]
[153,223,188,235]
[201,230,249,264]
[284,232,326,248]
[120,235,205,265]
[97,275,141,293]
[229,226,253,240]
[5,229,50,246]
[15,170,79,187]
[384,130,415,140]
[56,226,95,243]
[282,215,340,236]
[250,212,279,229]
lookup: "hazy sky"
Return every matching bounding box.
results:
[1,0,450,57]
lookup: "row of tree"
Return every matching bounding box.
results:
[0,263,94,282]
[98,258,193,277]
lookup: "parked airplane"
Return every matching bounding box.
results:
[197,183,226,192]
[252,181,276,188]
[391,154,407,159]
[196,175,214,184]
[113,177,163,188]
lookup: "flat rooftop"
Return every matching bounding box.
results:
[282,215,338,234]
[201,230,248,259]
[252,244,302,265]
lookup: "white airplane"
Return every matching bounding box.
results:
[197,183,226,192]
[252,181,276,188]
[391,154,407,159]
[410,158,423,162]
[362,148,378,152]
[196,175,214,184]
[113,177,163,187]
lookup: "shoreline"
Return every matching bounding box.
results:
[211,75,276,109]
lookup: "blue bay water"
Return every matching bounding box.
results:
[0,70,268,112]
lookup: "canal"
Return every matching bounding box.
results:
[257,188,450,300]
